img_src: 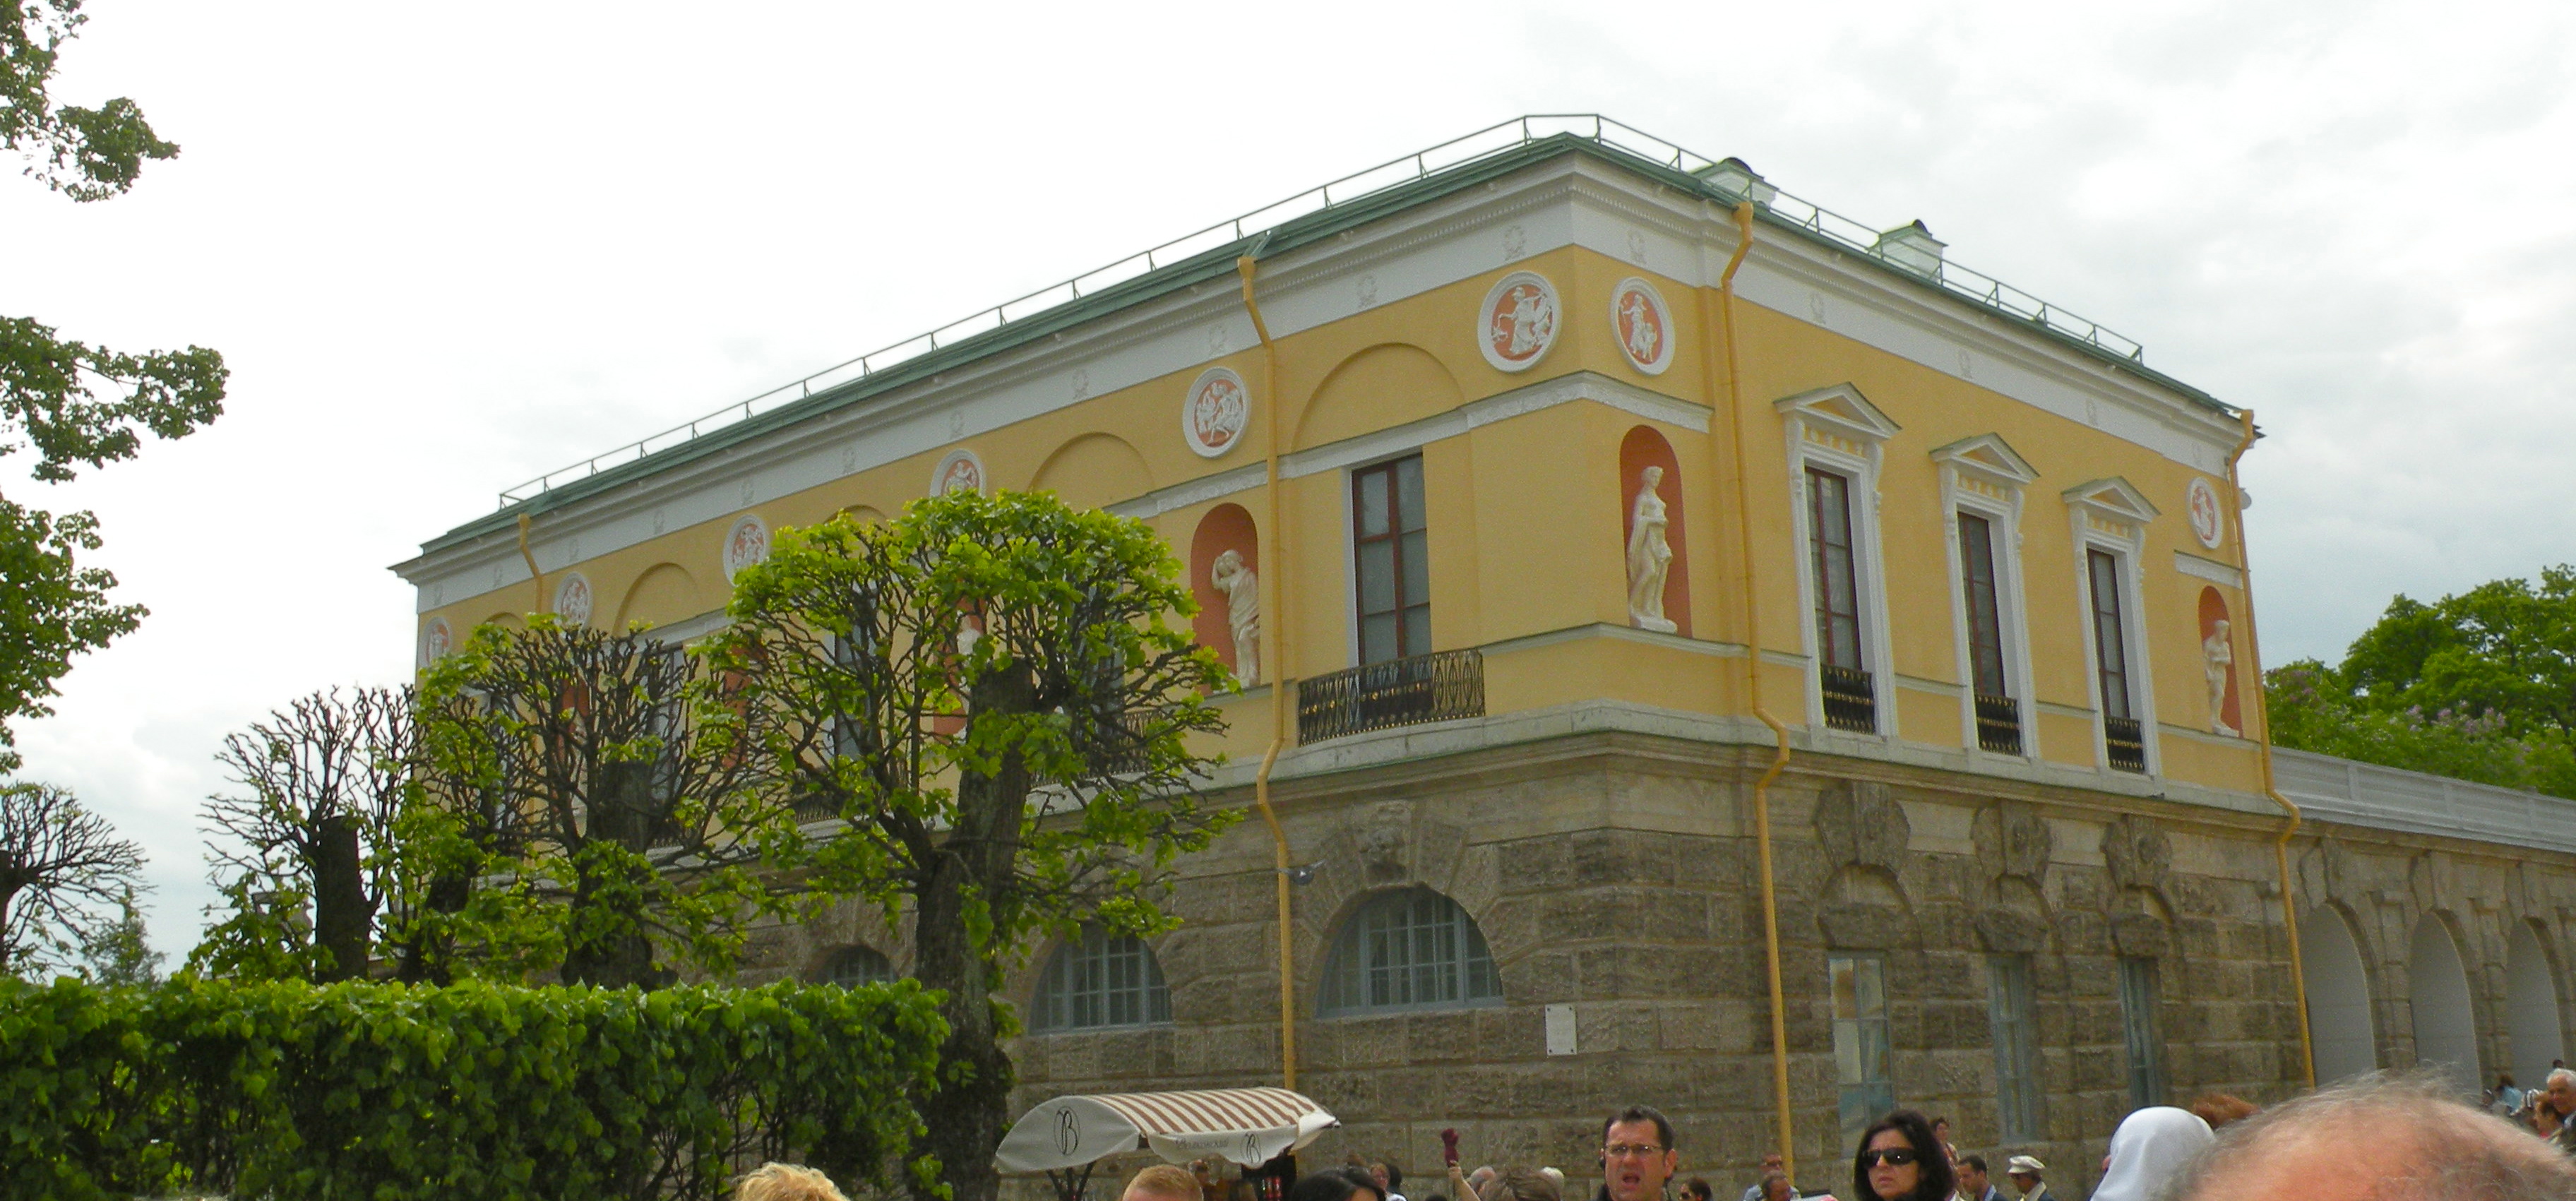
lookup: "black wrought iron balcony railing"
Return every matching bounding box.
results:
[1297,649,1486,743]
[1820,664,1877,734]
[2104,715,2147,773]
[1975,693,2023,755]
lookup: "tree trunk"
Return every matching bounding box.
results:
[310,814,374,982]
[907,664,1038,1201]
[394,870,470,986]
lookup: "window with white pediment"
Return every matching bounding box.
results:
[1933,434,2041,759]
[2063,478,2161,775]
[1777,384,1901,738]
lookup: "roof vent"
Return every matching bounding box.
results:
[1874,220,1946,276]
[1695,157,1777,207]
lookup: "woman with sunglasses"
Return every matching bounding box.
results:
[1851,1111,1957,1201]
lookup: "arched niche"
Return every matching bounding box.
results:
[1295,343,1462,451]
[1187,504,1260,685]
[1617,426,1690,638]
[2197,587,2243,736]
[2510,921,2565,1088]
[2304,904,2378,1084]
[837,504,888,524]
[2410,914,2481,1093]
[480,610,525,631]
[616,563,699,631]
[1029,432,1152,511]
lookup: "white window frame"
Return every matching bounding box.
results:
[2065,477,2162,776]
[1933,434,2041,760]
[1777,384,1902,739]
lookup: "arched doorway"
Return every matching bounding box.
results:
[2305,906,2378,1083]
[2410,915,2481,1094]
[2510,922,2565,1089]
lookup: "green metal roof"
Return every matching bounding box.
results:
[419,116,2231,557]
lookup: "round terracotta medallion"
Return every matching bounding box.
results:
[1478,270,1561,373]
[931,448,986,497]
[1609,277,1675,375]
[2186,477,2225,549]
[554,572,594,628]
[1181,366,1251,458]
[723,513,772,580]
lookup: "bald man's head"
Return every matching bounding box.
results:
[2164,1074,2576,1201]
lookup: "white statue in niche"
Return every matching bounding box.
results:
[2204,617,2239,737]
[1626,465,1678,633]
[1210,549,1260,685]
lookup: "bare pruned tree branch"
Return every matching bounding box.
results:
[0,780,142,975]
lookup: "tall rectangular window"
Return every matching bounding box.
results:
[1809,467,1876,733]
[2089,549,2145,772]
[1987,955,2044,1141]
[1830,955,1895,1146]
[2119,956,2167,1109]
[2088,549,2132,719]
[1352,456,1430,665]
[1961,513,2020,753]
[1808,467,1864,669]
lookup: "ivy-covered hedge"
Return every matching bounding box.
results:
[0,976,948,1201]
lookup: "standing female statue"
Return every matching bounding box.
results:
[1626,466,1677,633]
[1210,549,1260,685]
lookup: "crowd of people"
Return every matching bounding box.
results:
[1107,1072,2576,1201]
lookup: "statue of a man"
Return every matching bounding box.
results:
[1210,549,1260,685]
[1626,466,1677,633]
[2204,618,2238,737]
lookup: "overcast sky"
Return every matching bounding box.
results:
[8,0,2571,957]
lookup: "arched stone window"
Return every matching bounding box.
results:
[1318,888,1502,1017]
[818,945,894,988]
[1031,929,1171,1032]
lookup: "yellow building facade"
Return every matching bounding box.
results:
[398,119,2572,1196]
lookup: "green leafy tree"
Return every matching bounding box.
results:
[708,490,1237,1201]
[413,618,806,988]
[2268,566,2576,796]
[0,1,225,767]
[0,780,141,974]
[377,683,547,984]
[189,687,411,982]
[76,883,157,984]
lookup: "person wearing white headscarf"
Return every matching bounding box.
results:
[2090,1107,2214,1201]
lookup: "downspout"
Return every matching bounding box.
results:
[2226,409,2316,1088]
[1706,199,1799,1174]
[1237,241,1299,1091]
[516,513,547,616]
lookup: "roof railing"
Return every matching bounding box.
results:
[496,114,2149,508]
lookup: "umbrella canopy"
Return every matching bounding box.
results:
[995,1087,1340,1172]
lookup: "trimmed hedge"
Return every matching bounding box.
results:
[0,976,948,1201]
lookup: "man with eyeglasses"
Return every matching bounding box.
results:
[1597,1105,1681,1201]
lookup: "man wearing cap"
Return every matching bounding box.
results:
[2003,1157,2054,1201]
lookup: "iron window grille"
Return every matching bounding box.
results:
[820,945,895,988]
[1820,664,1878,734]
[1297,649,1485,743]
[2119,955,2168,1109]
[1318,888,1502,1016]
[1831,954,1897,1147]
[1032,929,1171,1032]
[1987,955,2045,1142]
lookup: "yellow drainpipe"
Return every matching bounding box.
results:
[2226,409,2316,1088]
[516,513,548,616]
[1237,249,1299,1091]
[1703,199,1799,1175]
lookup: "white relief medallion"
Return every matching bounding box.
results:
[417,616,453,669]
[554,573,594,628]
[1181,367,1251,458]
[1609,277,1675,376]
[2187,477,2226,549]
[722,513,772,580]
[1478,270,1561,374]
[931,448,986,497]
